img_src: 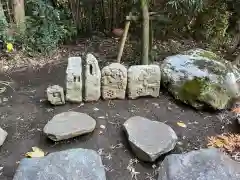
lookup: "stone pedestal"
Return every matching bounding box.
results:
[127,65,161,99]
[46,85,65,105]
[101,63,127,99]
[84,53,101,101]
[66,57,83,103]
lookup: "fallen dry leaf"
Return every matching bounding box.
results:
[231,107,240,113]
[177,122,187,128]
[207,133,240,155]
[25,147,45,158]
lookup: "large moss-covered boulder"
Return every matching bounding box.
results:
[161,48,240,110]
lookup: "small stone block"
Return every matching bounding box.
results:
[66,57,83,103]
[47,85,65,105]
[101,63,127,100]
[127,65,161,99]
[84,53,101,101]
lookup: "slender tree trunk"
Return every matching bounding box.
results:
[141,0,149,65]
[13,0,25,33]
[100,0,106,32]
[0,1,6,22]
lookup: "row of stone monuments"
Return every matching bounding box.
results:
[47,53,161,105]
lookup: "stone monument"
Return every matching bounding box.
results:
[66,57,82,102]
[84,53,101,101]
[127,65,161,99]
[46,85,65,105]
[101,63,127,99]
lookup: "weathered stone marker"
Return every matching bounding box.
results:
[13,148,106,180]
[84,53,101,101]
[66,57,83,103]
[128,65,161,99]
[46,85,65,105]
[101,63,127,99]
[43,111,96,141]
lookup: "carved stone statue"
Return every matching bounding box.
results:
[101,63,127,99]
[127,65,161,99]
[47,85,65,105]
[84,53,101,101]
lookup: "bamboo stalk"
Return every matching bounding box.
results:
[141,0,149,65]
[116,13,131,63]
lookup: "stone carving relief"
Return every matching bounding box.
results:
[101,63,127,99]
[84,53,101,101]
[47,85,65,105]
[127,65,161,99]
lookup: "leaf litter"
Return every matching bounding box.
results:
[207,133,240,161]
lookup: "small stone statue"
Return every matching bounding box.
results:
[46,85,65,105]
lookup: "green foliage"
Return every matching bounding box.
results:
[199,3,230,50]
[18,0,76,54]
[164,0,205,37]
[165,0,232,49]
[167,0,204,15]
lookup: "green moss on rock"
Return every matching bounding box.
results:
[197,50,219,61]
[178,77,230,109]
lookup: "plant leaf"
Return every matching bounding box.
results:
[232,107,240,113]
[25,147,45,158]
[177,122,187,128]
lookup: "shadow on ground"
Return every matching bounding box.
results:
[0,62,238,180]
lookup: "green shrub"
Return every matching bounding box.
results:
[18,0,76,54]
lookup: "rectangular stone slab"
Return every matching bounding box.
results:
[127,65,161,99]
[66,57,83,102]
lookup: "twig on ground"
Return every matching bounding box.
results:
[0,80,15,93]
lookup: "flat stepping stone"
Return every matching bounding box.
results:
[43,111,96,141]
[123,116,177,162]
[13,148,106,180]
[0,127,7,146]
[158,148,240,180]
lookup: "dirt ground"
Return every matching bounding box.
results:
[0,59,239,180]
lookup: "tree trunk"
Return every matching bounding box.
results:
[141,0,149,65]
[0,1,6,23]
[13,0,25,33]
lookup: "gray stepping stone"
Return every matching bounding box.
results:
[43,111,96,141]
[13,148,106,180]
[0,127,7,146]
[158,148,240,180]
[123,116,177,162]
